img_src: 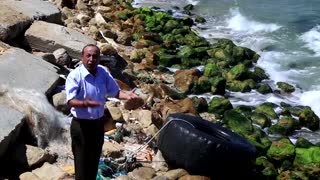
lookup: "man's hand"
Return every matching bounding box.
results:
[68,97,103,108]
[118,88,139,100]
[83,98,103,107]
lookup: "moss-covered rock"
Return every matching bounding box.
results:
[294,147,320,178]
[195,16,206,23]
[207,48,233,63]
[255,103,279,120]
[245,127,272,154]
[267,138,295,163]
[226,63,249,81]
[192,76,211,94]
[183,4,194,11]
[257,84,273,94]
[277,170,309,180]
[269,116,299,136]
[277,82,295,93]
[226,80,252,92]
[295,137,315,148]
[179,17,194,27]
[208,96,233,116]
[287,105,306,117]
[223,110,253,135]
[191,96,208,113]
[250,112,271,128]
[256,156,278,178]
[164,19,181,33]
[298,106,320,131]
[203,63,220,77]
[253,67,269,82]
[130,49,146,63]
[155,49,180,66]
[234,105,255,117]
[209,76,226,95]
[184,33,209,47]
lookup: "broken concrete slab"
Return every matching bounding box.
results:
[0,0,62,41]
[0,42,60,95]
[25,21,96,59]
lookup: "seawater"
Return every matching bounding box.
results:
[133,0,320,143]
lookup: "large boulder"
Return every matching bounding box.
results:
[25,21,96,59]
[0,43,60,93]
[0,0,61,41]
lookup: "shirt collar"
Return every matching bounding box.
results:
[79,64,93,77]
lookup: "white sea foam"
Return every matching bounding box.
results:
[257,51,289,83]
[298,89,320,117]
[300,25,320,56]
[227,8,281,34]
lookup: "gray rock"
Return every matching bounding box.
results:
[152,150,168,172]
[25,21,96,59]
[19,172,41,180]
[0,4,30,41]
[128,167,156,180]
[2,0,61,24]
[53,48,72,67]
[0,45,60,94]
[53,91,69,114]
[0,42,61,158]
[0,0,61,41]
[10,144,56,168]
[32,162,68,180]
[0,104,24,158]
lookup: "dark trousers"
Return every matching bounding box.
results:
[71,117,104,180]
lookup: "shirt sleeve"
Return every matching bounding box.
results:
[105,71,120,97]
[65,71,80,103]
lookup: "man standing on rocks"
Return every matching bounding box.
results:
[65,44,138,180]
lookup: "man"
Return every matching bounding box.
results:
[65,44,137,180]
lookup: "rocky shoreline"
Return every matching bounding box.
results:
[0,0,319,179]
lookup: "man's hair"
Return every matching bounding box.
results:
[81,44,100,56]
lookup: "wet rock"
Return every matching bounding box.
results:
[208,96,233,117]
[298,106,320,131]
[276,82,295,93]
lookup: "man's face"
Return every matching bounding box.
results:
[82,46,100,72]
